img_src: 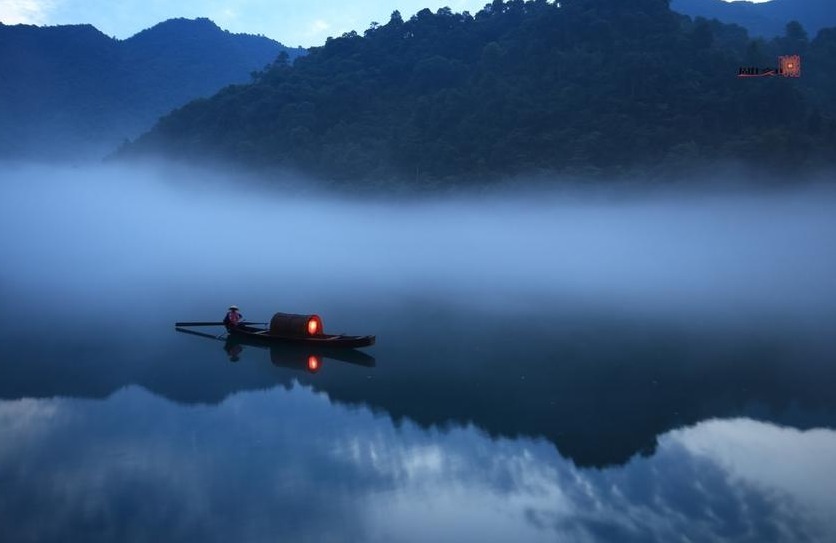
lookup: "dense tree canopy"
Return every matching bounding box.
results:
[123,0,836,185]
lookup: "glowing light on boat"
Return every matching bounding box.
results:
[307,318,319,335]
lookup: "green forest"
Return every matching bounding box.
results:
[123,0,836,186]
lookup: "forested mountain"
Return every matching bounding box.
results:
[672,0,836,38]
[0,18,305,160]
[123,0,836,186]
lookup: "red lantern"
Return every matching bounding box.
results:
[307,317,319,335]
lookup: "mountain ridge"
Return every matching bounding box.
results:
[121,0,836,187]
[0,17,306,160]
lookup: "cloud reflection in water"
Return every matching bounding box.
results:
[0,385,833,543]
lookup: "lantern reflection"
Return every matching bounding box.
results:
[307,355,321,373]
[269,347,326,374]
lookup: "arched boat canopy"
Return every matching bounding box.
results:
[269,312,323,337]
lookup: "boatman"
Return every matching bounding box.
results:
[224,305,244,330]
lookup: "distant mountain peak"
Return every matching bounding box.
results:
[0,19,304,161]
[0,21,107,36]
[126,17,244,42]
[141,16,221,32]
[672,0,836,37]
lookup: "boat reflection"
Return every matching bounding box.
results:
[2,314,835,469]
[223,340,243,362]
[175,326,376,373]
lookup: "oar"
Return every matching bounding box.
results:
[175,327,230,341]
[175,327,224,340]
[174,321,266,327]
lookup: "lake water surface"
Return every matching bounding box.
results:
[1,164,835,542]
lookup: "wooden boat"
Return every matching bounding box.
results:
[175,326,375,368]
[228,324,376,349]
[175,312,376,350]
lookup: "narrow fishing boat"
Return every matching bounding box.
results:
[232,312,375,348]
[229,324,375,349]
[176,312,376,349]
[175,326,376,369]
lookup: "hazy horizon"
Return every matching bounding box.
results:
[2,160,834,330]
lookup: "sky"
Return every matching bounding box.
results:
[0,0,487,47]
[0,0,774,48]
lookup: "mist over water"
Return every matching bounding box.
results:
[1,162,835,330]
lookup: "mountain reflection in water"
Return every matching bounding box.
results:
[2,296,835,542]
[2,304,834,471]
[1,386,834,542]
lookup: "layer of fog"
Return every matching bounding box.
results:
[1,162,834,329]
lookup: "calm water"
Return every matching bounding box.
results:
[1,164,836,542]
